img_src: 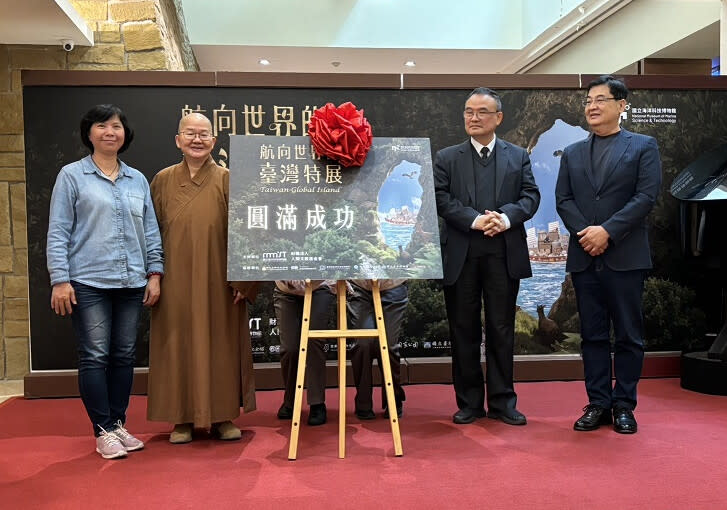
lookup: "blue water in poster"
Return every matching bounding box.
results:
[379,222,415,252]
[377,160,423,251]
[518,262,567,316]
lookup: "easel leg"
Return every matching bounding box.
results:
[371,280,403,456]
[288,282,313,460]
[337,280,347,459]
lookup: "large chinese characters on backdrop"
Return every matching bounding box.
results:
[227,136,443,281]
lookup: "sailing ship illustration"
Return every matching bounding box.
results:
[527,221,568,262]
[384,205,417,226]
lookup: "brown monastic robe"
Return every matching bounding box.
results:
[147,157,257,428]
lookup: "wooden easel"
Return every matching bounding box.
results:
[287,279,403,460]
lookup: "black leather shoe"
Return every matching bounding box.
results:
[383,403,403,419]
[452,408,486,424]
[488,409,527,426]
[307,403,327,426]
[613,407,637,434]
[573,404,612,431]
[277,403,293,420]
[355,408,376,420]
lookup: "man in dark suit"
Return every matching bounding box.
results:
[434,87,540,425]
[556,75,662,434]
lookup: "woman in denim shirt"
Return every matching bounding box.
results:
[46,104,164,459]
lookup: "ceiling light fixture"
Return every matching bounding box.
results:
[258,58,270,66]
[404,60,416,67]
[331,61,341,67]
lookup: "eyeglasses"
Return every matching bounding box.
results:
[179,131,214,141]
[582,96,621,107]
[464,109,500,119]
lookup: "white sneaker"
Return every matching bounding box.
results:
[96,427,127,459]
[111,420,145,451]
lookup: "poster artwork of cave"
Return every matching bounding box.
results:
[227,136,444,282]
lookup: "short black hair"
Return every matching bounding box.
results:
[466,87,503,111]
[79,104,134,154]
[586,75,628,100]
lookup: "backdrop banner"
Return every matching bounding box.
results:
[23,83,724,369]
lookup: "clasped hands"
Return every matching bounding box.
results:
[474,210,505,237]
[577,225,610,256]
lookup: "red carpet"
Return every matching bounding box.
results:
[1,379,725,509]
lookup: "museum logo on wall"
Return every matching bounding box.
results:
[621,102,678,125]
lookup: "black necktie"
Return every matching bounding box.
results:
[480,146,489,159]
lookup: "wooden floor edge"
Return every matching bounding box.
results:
[22,354,680,398]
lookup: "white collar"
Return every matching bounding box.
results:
[470,135,496,156]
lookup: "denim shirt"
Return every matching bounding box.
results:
[47,155,164,288]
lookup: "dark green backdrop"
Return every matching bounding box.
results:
[24,84,724,369]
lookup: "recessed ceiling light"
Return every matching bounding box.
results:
[404,60,416,67]
[258,59,270,66]
[331,61,341,67]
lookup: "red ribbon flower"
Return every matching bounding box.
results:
[308,102,373,167]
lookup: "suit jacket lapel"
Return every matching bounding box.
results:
[597,129,632,193]
[580,135,597,191]
[456,141,476,206]
[494,138,508,201]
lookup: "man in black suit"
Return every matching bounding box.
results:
[556,75,662,434]
[434,87,540,425]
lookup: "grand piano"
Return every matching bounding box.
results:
[670,144,727,395]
